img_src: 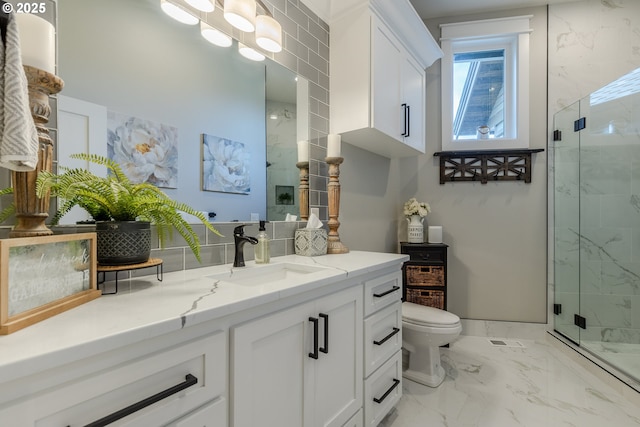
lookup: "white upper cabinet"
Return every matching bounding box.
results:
[330,0,442,158]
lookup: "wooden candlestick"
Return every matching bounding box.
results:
[10,65,64,237]
[296,161,309,221]
[325,156,348,254]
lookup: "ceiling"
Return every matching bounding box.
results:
[408,0,578,20]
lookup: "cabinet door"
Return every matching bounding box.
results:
[312,286,363,427]
[232,302,314,427]
[371,18,402,141]
[401,55,425,151]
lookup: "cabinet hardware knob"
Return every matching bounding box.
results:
[83,374,198,427]
[319,313,329,354]
[373,378,400,404]
[309,317,319,359]
[373,286,400,298]
[373,327,400,346]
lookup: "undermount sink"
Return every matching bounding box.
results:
[208,262,331,287]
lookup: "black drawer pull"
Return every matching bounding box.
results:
[373,286,400,298]
[373,378,400,404]
[373,327,400,346]
[319,313,329,354]
[309,317,319,359]
[83,374,198,427]
[420,253,430,260]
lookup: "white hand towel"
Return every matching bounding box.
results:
[0,14,38,171]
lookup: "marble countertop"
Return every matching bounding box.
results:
[0,251,407,383]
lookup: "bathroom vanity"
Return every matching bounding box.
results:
[0,251,407,426]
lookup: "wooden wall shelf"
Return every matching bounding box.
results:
[433,149,544,184]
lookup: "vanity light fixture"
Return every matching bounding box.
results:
[223,0,283,52]
[161,0,283,54]
[255,14,282,53]
[224,0,256,32]
[201,21,233,47]
[238,43,265,61]
[160,0,199,25]
[185,0,215,12]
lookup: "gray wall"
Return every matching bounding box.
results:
[342,0,640,325]
[340,6,549,324]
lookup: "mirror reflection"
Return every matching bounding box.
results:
[55,0,306,223]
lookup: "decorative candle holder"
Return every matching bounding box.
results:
[10,65,64,237]
[325,156,349,254]
[296,161,309,221]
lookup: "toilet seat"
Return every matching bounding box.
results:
[402,302,460,327]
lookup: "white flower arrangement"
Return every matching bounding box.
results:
[403,197,431,217]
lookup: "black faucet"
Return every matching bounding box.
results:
[233,224,258,267]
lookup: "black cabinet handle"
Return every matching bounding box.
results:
[373,378,400,404]
[401,103,407,136]
[373,286,400,298]
[309,317,319,359]
[373,327,400,346]
[319,313,329,354]
[83,374,198,427]
[420,253,431,260]
[406,105,410,137]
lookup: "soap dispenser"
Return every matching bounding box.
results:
[255,220,270,264]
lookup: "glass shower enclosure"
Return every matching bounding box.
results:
[553,66,640,384]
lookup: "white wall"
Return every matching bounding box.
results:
[58,0,267,222]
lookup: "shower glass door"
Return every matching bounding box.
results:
[553,101,581,344]
[553,66,640,383]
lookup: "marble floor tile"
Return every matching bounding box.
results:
[381,336,640,427]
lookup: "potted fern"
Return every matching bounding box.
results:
[36,153,221,265]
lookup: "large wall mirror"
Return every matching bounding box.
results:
[53,0,307,223]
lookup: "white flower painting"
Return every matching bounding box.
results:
[107,112,178,188]
[201,134,250,194]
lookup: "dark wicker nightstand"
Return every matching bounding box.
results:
[400,242,448,310]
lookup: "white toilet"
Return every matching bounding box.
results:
[402,302,462,387]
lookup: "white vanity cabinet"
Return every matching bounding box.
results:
[363,272,403,426]
[330,0,442,158]
[232,285,363,427]
[0,252,408,427]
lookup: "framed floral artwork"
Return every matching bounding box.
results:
[201,133,250,195]
[107,111,178,188]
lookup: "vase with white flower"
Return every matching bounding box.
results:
[403,197,431,243]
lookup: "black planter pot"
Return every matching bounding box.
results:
[96,221,151,265]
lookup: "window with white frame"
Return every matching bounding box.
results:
[440,16,532,151]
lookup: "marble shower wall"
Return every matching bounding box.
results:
[549,0,640,344]
[266,100,300,220]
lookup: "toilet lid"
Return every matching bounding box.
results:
[402,302,460,326]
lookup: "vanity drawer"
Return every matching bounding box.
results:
[364,272,402,316]
[168,397,227,427]
[402,246,445,263]
[364,301,402,377]
[364,351,402,427]
[32,331,226,427]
